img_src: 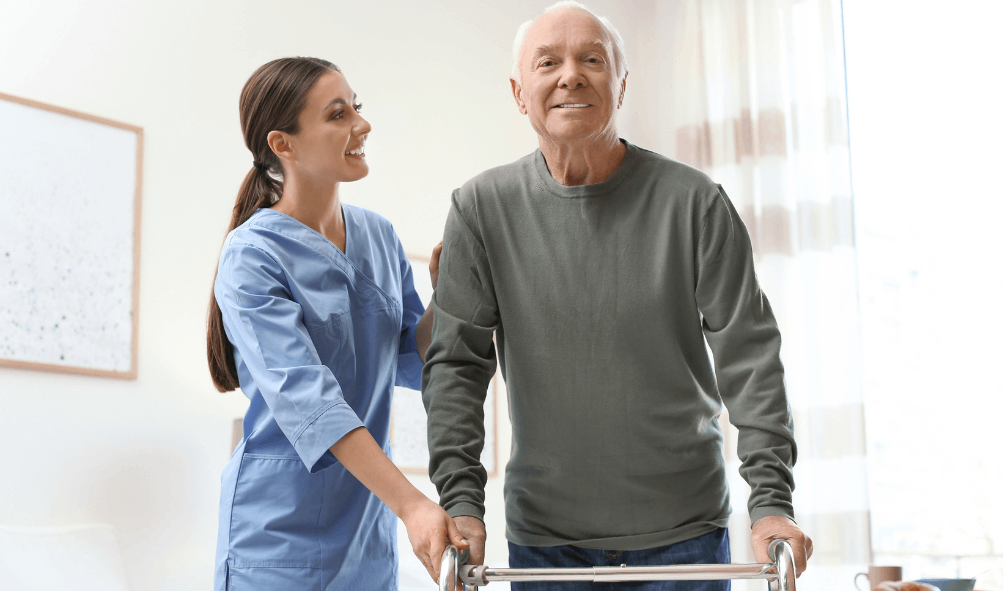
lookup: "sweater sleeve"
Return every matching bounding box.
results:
[215,242,365,473]
[696,186,798,524]
[421,190,499,521]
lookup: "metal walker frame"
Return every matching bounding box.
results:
[439,539,797,591]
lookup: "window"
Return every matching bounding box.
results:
[844,0,1003,579]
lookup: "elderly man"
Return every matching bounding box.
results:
[422,2,813,589]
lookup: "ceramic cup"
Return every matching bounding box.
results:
[855,566,904,591]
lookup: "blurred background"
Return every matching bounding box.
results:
[0,0,1000,590]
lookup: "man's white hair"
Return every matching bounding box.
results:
[510,1,629,85]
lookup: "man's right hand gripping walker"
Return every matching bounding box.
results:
[439,539,798,591]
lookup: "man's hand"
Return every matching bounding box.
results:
[750,516,813,576]
[454,515,487,566]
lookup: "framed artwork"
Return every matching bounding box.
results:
[0,92,143,378]
[390,253,499,476]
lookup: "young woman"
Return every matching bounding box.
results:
[207,57,465,590]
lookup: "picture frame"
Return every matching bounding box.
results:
[0,92,143,379]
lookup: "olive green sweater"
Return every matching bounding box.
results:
[422,141,796,550]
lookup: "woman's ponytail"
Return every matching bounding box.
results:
[206,57,339,392]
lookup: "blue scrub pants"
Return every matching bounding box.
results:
[507,528,731,591]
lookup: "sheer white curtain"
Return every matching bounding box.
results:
[648,1,869,588]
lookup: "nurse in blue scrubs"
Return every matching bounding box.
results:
[206,57,466,590]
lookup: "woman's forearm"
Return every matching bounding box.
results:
[332,426,469,582]
[416,305,434,363]
[329,427,426,518]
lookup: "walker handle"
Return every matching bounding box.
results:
[438,544,474,591]
[768,539,797,591]
[441,539,798,590]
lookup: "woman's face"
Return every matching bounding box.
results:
[288,70,370,184]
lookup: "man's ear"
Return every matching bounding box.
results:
[267,130,295,166]
[618,71,629,109]
[510,78,528,115]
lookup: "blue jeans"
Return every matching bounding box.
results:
[508,528,731,591]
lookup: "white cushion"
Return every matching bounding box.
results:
[0,524,128,591]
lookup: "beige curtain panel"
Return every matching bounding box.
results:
[652,1,869,589]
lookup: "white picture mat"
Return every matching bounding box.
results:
[0,95,140,376]
[390,256,498,476]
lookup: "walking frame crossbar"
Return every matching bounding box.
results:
[439,539,796,590]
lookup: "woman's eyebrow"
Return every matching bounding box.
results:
[323,93,359,110]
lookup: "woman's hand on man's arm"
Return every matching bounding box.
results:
[416,241,443,363]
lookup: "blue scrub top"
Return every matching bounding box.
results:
[213,206,424,591]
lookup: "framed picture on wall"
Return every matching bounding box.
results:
[0,92,143,379]
[389,253,499,476]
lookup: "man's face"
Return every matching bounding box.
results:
[511,8,625,147]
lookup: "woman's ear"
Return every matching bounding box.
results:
[267,130,295,165]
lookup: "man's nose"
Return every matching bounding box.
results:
[557,62,587,88]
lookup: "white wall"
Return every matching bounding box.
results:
[0,1,651,589]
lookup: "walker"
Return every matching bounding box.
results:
[438,539,797,591]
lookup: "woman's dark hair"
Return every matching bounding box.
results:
[208,57,340,392]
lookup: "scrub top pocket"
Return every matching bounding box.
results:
[228,454,325,568]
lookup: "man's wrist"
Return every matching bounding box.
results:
[750,505,795,525]
[445,501,485,522]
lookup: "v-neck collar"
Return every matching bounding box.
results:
[248,206,396,305]
[257,206,351,257]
